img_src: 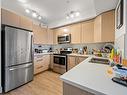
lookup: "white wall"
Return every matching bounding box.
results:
[0,0,2,93]
[125,0,127,58]
[115,0,127,58]
[125,33,127,58]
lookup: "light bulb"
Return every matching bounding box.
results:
[25,9,30,13]
[75,12,80,17]
[38,16,42,20]
[66,16,69,19]
[70,14,74,18]
[32,12,37,18]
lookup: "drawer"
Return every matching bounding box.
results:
[34,63,49,75]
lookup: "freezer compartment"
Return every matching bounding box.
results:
[4,63,33,92]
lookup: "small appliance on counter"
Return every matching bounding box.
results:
[112,64,127,87]
[72,48,78,54]
[83,46,88,55]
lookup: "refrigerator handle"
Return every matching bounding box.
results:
[9,63,33,71]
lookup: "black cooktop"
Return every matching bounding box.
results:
[54,50,72,56]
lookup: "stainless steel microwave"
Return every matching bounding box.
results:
[58,34,71,44]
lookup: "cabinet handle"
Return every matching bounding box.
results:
[37,59,43,62]
[37,66,43,69]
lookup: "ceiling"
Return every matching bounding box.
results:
[2,0,119,28]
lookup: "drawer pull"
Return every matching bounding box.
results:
[37,66,43,69]
[37,59,43,62]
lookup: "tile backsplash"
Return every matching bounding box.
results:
[52,42,114,53]
[34,42,114,54]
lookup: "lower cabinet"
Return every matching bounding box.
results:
[63,82,94,95]
[34,55,50,75]
[67,56,76,70]
[67,55,87,70]
[49,54,54,69]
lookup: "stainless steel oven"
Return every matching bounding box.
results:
[53,54,67,74]
[58,34,71,44]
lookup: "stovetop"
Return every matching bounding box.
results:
[53,50,72,56]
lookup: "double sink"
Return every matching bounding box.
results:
[89,57,110,65]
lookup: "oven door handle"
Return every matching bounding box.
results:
[53,55,66,58]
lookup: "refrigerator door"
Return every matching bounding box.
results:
[4,63,33,92]
[4,26,33,67]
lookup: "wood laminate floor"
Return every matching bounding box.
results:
[2,71,62,95]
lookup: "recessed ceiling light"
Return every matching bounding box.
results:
[75,12,80,17]
[25,9,30,13]
[18,0,26,3]
[38,16,42,20]
[32,12,38,18]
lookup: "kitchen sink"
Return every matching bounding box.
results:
[89,57,110,65]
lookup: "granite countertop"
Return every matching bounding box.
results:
[60,56,127,95]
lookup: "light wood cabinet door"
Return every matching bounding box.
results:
[81,20,94,43]
[40,27,48,44]
[53,29,57,44]
[33,24,40,44]
[33,24,48,44]
[101,10,115,42]
[34,55,50,75]
[50,54,54,69]
[1,9,20,27]
[68,56,76,70]
[63,83,94,95]
[94,10,115,43]
[42,55,50,67]
[19,16,33,30]
[47,29,53,44]
[76,56,88,65]
[70,23,81,44]
[94,15,102,42]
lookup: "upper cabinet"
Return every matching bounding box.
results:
[33,24,48,44]
[53,10,115,44]
[81,20,94,43]
[1,9,33,31]
[2,9,20,27]
[70,23,81,44]
[94,15,102,42]
[94,10,115,42]
[47,29,54,44]
[19,16,33,31]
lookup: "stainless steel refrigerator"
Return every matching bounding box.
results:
[1,25,34,92]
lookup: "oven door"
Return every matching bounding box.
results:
[53,55,66,66]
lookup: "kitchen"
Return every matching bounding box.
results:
[0,0,127,95]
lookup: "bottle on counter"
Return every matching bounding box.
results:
[83,46,88,55]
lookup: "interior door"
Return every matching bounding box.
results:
[5,26,33,67]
